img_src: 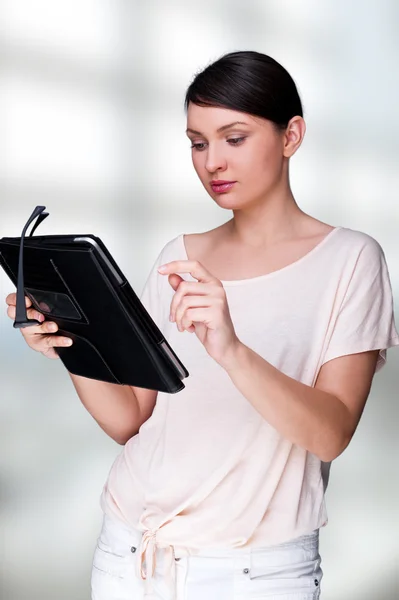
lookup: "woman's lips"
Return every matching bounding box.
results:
[210,181,236,193]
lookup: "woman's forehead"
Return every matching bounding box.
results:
[186,104,261,133]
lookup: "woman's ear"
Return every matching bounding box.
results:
[282,116,306,158]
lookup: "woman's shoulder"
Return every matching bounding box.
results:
[166,225,227,262]
[334,225,385,255]
[326,226,390,285]
[302,219,383,254]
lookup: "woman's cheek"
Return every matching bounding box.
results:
[193,158,207,183]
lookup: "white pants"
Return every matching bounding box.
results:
[91,514,323,600]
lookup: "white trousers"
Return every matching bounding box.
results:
[91,514,323,600]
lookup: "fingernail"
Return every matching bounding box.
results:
[158,265,167,273]
[49,323,57,332]
[64,339,72,345]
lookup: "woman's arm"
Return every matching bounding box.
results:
[68,372,157,445]
[222,342,379,462]
[158,257,388,463]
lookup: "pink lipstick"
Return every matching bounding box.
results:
[210,180,236,193]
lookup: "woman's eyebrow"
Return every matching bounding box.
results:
[186,121,250,135]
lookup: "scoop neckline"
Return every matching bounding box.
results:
[178,226,342,286]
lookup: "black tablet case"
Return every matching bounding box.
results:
[0,206,189,393]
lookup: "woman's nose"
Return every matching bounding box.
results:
[205,143,227,173]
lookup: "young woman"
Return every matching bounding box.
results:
[6,51,399,600]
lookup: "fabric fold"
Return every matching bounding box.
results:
[138,528,178,599]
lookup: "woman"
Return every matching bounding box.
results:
[6,51,399,599]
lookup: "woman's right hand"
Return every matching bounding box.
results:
[5,292,73,359]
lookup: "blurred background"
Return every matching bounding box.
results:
[0,1,398,598]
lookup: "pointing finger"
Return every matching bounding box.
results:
[158,260,220,285]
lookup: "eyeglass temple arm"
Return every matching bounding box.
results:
[13,205,49,329]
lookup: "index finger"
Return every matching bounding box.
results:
[6,292,32,307]
[158,260,217,284]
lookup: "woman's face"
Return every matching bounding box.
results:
[186,103,292,209]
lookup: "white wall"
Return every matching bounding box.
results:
[0,1,398,598]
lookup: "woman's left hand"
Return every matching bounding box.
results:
[158,260,241,368]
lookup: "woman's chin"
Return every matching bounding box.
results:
[212,193,245,208]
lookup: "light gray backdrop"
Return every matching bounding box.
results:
[0,1,398,599]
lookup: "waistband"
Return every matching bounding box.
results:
[101,514,319,599]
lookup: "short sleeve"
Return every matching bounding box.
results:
[322,237,399,373]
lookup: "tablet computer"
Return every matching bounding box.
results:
[0,206,189,393]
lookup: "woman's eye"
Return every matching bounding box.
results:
[227,137,245,145]
[190,137,245,151]
[191,142,207,151]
